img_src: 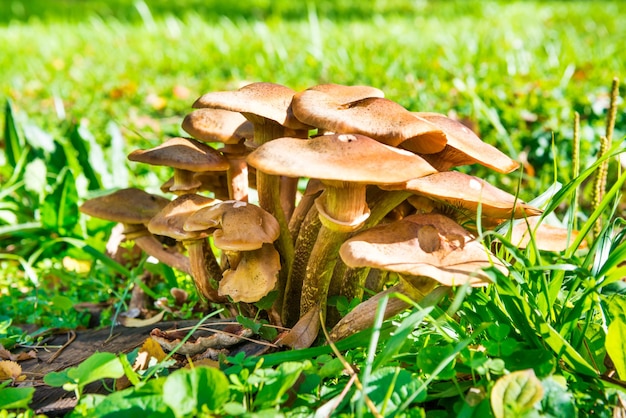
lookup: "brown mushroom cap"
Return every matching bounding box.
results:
[508,216,585,252]
[182,108,254,145]
[128,137,230,173]
[192,82,310,130]
[401,113,519,173]
[381,171,542,219]
[291,90,447,153]
[339,213,506,286]
[218,243,281,303]
[299,83,385,103]
[80,187,170,225]
[246,133,437,184]
[147,194,220,241]
[183,200,280,251]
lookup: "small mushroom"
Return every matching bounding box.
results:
[182,108,254,202]
[218,243,281,303]
[183,200,280,251]
[79,188,191,274]
[148,194,225,302]
[128,137,229,195]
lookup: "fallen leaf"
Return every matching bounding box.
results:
[0,360,26,383]
[277,306,321,349]
[0,346,37,362]
[118,310,165,328]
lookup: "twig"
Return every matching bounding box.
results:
[46,330,76,363]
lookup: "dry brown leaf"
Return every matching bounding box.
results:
[118,310,165,328]
[277,306,321,349]
[139,337,168,363]
[190,359,220,369]
[0,360,25,382]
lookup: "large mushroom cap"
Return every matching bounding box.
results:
[147,194,220,241]
[382,171,542,219]
[247,133,437,184]
[80,187,170,225]
[183,200,280,251]
[181,108,254,145]
[402,113,519,173]
[340,213,506,286]
[192,82,310,130]
[218,243,281,303]
[291,89,447,153]
[128,137,230,173]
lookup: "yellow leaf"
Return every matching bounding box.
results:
[0,360,24,382]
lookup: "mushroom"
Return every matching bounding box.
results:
[182,108,254,201]
[193,82,312,311]
[400,112,520,173]
[183,200,280,252]
[330,213,506,340]
[291,87,447,153]
[147,194,225,302]
[79,188,191,274]
[128,137,230,195]
[381,171,542,222]
[247,133,437,326]
[218,243,281,303]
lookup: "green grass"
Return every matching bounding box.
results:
[1,1,626,416]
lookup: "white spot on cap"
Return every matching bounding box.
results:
[233,201,247,208]
[469,179,482,190]
[337,134,357,143]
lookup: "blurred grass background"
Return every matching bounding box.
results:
[1,0,625,197]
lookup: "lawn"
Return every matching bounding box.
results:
[1,1,625,416]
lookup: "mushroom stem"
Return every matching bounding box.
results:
[280,176,298,221]
[334,189,413,303]
[288,179,324,243]
[329,276,439,342]
[171,168,200,195]
[299,182,369,327]
[221,143,249,202]
[133,233,192,276]
[282,204,322,326]
[249,118,294,314]
[184,239,227,303]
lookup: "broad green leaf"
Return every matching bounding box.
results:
[491,369,543,418]
[539,376,576,417]
[3,99,24,169]
[0,386,34,410]
[40,167,80,236]
[67,352,125,386]
[81,378,174,418]
[68,122,107,190]
[606,317,626,380]
[252,361,308,409]
[416,345,456,380]
[163,366,230,417]
[361,366,426,416]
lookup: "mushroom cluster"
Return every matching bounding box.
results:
[80,82,545,344]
